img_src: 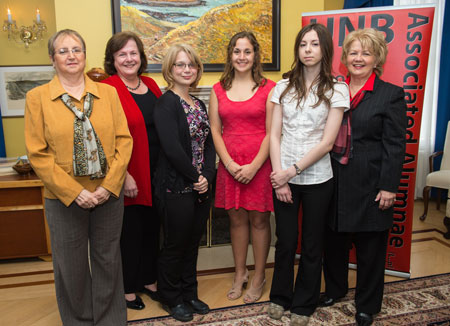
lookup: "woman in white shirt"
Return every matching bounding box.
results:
[268,23,349,326]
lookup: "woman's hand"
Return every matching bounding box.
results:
[75,189,99,209]
[375,190,396,210]
[226,161,242,178]
[275,184,293,204]
[270,167,295,189]
[123,172,138,198]
[234,164,258,184]
[94,186,111,205]
[193,175,209,194]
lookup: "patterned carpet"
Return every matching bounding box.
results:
[128,273,450,326]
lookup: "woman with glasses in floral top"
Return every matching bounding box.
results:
[153,44,216,322]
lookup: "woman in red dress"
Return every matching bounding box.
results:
[209,31,275,303]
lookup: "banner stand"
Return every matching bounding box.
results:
[303,5,435,275]
[348,264,411,279]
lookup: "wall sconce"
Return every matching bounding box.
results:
[2,8,47,48]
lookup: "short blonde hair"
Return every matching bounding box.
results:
[48,29,86,60]
[341,28,388,76]
[161,44,203,89]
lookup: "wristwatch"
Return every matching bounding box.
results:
[293,163,302,175]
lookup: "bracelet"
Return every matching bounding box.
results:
[225,159,234,170]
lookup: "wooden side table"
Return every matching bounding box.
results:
[0,173,51,260]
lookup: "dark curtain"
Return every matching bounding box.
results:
[0,109,5,157]
[435,0,450,159]
[344,0,393,8]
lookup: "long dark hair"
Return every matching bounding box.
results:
[280,23,335,108]
[220,31,266,91]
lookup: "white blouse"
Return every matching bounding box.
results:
[271,79,350,185]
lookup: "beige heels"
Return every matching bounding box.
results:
[227,269,249,300]
[243,279,266,303]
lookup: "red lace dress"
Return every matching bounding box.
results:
[213,80,275,212]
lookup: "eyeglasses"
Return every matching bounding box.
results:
[173,62,198,70]
[55,47,85,56]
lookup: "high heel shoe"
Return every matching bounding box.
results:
[243,279,266,303]
[227,269,249,300]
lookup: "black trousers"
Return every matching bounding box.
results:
[120,204,160,294]
[157,191,209,307]
[270,180,333,316]
[323,226,389,314]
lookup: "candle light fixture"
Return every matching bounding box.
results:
[2,8,47,48]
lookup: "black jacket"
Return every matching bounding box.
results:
[329,76,407,232]
[153,90,216,202]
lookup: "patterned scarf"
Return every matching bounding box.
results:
[331,90,366,165]
[60,93,107,179]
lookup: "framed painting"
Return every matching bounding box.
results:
[0,66,55,117]
[111,0,280,72]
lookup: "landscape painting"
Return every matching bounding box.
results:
[112,0,280,72]
[0,66,54,117]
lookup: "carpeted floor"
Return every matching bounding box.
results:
[128,273,450,326]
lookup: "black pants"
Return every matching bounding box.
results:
[323,226,389,314]
[270,179,333,316]
[120,204,160,294]
[157,191,210,307]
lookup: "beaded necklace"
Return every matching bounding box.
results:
[125,77,141,91]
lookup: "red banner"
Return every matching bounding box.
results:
[302,6,435,274]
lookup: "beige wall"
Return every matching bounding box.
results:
[0,0,56,65]
[325,0,345,11]
[0,0,56,157]
[1,0,344,157]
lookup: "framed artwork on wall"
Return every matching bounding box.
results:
[0,66,54,117]
[111,0,280,72]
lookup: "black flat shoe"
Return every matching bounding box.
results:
[318,295,339,307]
[141,287,159,301]
[356,312,373,326]
[126,295,145,310]
[185,299,210,314]
[162,303,193,322]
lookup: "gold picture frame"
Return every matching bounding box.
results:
[111,0,280,72]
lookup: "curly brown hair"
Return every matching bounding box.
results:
[219,31,266,91]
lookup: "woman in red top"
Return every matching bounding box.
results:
[103,32,162,310]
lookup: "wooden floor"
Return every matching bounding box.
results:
[1,200,449,325]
